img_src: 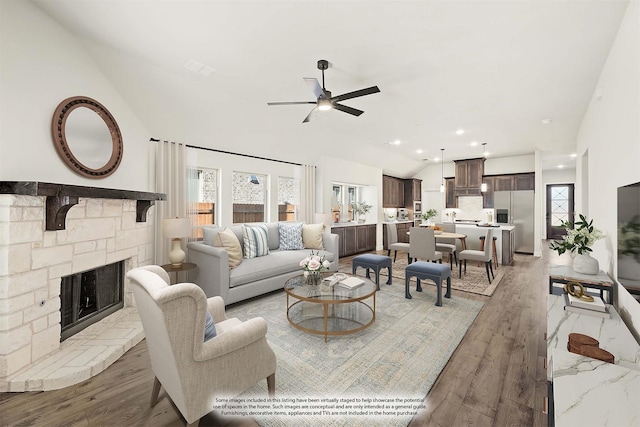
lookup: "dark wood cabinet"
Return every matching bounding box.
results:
[493,175,515,191]
[482,177,495,208]
[445,178,457,208]
[514,173,535,191]
[383,175,405,208]
[332,224,377,257]
[454,158,484,195]
[404,178,422,207]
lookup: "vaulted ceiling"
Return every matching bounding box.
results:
[33,0,629,176]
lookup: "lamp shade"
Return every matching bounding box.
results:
[163,217,191,239]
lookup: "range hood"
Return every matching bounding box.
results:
[453,158,485,196]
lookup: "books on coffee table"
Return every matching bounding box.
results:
[563,293,610,318]
[337,277,365,290]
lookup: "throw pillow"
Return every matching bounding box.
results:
[243,224,270,258]
[204,311,217,342]
[302,223,325,249]
[215,228,243,269]
[278,222,304,250]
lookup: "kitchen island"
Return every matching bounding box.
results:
[451,223,515,266]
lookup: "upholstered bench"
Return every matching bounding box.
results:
[352,254,392,290]
[404,262,452,306]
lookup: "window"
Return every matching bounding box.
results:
[278,176,299,221]
[331,183,359,223]
[188,168,218,239]
[233,172,267,223]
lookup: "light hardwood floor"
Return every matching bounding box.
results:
[1,245,564,427]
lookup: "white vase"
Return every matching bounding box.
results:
[573,252,599,275]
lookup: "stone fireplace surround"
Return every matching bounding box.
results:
[0,182,164,392]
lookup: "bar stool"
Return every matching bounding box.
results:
[479,235,498,269]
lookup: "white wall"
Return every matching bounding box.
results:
[484,154,535,175]
[576,0,640,341]
[0,1,151,192]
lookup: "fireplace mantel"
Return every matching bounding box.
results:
[0,181,165,230]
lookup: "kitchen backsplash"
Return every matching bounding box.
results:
[457,196,485,220]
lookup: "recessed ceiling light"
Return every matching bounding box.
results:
[558,165,564,169]
[433,157,440,162]
[456,129,465,135]
[541,118,552,125]
[387,140,401,146]
[470,141,478,146]
[570,153,577,158]
[416,149,423,154]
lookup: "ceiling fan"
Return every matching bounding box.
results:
[267,59,380,123]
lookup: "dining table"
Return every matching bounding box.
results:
[406,230,467,250]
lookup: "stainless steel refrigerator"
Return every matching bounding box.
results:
[494,190,534,254]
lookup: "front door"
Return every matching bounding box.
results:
[546,184,574,240]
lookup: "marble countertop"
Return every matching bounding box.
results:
[552,349,640,426]
[547,295,640,381]
[454,223,515,231]
[331,222,378,228]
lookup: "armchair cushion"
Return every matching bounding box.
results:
[215,228,243,269]
[243,224,270,258]
[302,223,325,249]
[204,311,217,341]
[278,222,304,250]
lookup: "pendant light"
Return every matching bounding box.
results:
[440,148,445,193]
[480,143,488,192]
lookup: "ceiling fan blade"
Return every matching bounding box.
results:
[332,103,364,117]
[267,101,316,106]
[304,77,329,99]
[302,107,319,123]
[331,86,380,103]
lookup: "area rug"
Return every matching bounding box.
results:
[343,258,505,297]
[223,281,484,427]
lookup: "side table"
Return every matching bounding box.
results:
[161,262,197,285]
[548,264,614,304]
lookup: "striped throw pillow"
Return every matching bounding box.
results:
[242,224,270,259]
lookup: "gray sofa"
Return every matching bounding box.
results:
[187,222,339,305]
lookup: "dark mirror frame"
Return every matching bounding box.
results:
[52,96,123,178]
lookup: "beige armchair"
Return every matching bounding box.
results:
[126,265,276,427]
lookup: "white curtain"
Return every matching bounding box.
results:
[302,164,316,224]
[154,140,194,265]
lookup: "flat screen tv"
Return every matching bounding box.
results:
[617,181,640,295]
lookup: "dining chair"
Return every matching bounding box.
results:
[458,228,495,284]
[435,222,457,268]
[409,226,443,264]
[386,222,411,262]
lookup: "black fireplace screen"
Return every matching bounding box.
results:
[60,261,124,341]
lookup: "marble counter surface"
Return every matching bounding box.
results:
[547,295,640,381]
[552,349,640,426]
[331,222,378,228]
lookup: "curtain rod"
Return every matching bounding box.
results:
[149,138,302,166]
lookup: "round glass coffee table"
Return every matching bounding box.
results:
[284,273,376,342]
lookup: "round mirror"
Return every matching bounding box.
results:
[52,96,123,178]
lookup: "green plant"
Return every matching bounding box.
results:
[351,201,372,216]
[549,214,605,255]
[618,215,640,262]
[421,209,438,221]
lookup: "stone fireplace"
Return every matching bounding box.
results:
[0,182,164,391]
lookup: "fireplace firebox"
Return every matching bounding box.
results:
[60,261,124,341]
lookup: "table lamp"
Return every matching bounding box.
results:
[163,217,191,268]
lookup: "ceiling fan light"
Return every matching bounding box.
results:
[318,99,332,111]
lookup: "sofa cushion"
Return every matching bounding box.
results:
[215,228,243,269]
[302,223,325,250]
[204,311,217,341]
[278,222,304,250]
[242,224,269,259]
[229,249,335,288]
[202,226,221,246]
[265,222,280,250]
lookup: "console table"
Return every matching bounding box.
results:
[548,264,614,304]
[547,295,640,425]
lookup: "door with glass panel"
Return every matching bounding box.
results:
[546,184,574,240]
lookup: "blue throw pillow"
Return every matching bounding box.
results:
[278,222,304,250]
[242,224,270,258]
[204,311,217,342]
